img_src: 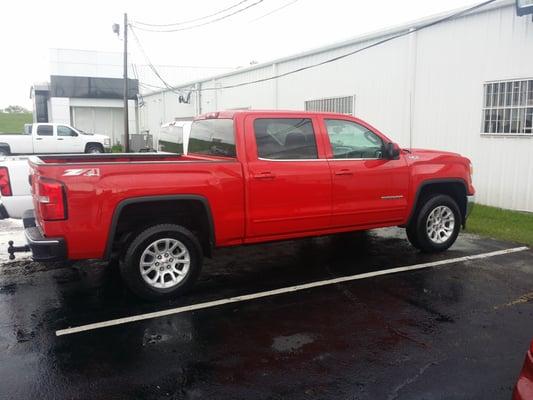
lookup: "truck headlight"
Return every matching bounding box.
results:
[104,138,111,146]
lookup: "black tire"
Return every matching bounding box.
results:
[85,144,104,153]
[120,224,203,301]
[406,194,461,253]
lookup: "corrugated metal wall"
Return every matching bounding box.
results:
[140,1,533,212]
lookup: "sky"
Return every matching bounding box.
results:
[0,0,485,109]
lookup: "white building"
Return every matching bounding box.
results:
[31,49,139,146]
[139,0,533,212]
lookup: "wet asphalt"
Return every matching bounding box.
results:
[0,219,532,400]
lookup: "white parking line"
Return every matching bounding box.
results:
[56,246,529,336]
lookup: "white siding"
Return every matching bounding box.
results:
[140,1,533,212]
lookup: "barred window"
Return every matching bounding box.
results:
[305,95,354,115]
[482,80,533,135]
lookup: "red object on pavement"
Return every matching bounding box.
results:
[514,341,533,400]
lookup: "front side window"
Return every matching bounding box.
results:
[36,125,53,136]
[188,119,236,157]
[482,79,533,135]
[57,125,77,137]
[253,118,318,160]
[325,119,383,159]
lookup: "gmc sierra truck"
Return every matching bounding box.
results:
[8,110,475,300]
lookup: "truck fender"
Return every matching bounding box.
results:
[104,195,216,260]
[405,178,468,227]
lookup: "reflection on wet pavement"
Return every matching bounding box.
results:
[0,222,532,399]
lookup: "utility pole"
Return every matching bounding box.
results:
[123,13,130,152]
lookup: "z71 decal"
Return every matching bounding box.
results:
[62,168,100,177]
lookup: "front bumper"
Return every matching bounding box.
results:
[22,210,66,262]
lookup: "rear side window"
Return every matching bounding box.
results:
[188,119,236,157]
[37,125,53,136]
[253,118,318,160]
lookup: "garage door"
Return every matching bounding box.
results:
[71,107,124,145]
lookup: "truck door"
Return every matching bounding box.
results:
[244,115,332,239]
[56,125,82,153]
[33,124,57,153]
[321,117,409,227]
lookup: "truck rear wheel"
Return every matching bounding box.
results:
[120,224,203,301]
[406,194,461,253]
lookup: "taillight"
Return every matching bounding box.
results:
[0,167,12,196]
[36,178,67,221]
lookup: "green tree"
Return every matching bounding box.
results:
[2,105,30,114]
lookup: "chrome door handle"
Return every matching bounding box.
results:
[57,138,64,140]
[36,138,43,140]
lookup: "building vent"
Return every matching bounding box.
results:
[305,95,355,115]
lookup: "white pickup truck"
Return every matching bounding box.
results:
[0,156,32,219]
[0,123,111,155]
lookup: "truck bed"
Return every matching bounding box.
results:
[29,152,246,259]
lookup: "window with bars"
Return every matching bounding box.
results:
[305,95,354,115]
[482,80,533,135]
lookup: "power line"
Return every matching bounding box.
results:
[131,0,265,32]
[130,26,196,99]
[193,0,498,92]
[133,0,497,95]
[134,0,252,27]
[249,0,298,22]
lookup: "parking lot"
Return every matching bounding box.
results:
[0,218,532,399]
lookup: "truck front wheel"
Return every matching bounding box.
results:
[85,144,104,153]
[120,224,203,300]
[406,194,461,253]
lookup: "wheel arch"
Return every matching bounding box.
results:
[0,143,11,154]
[104,195,216,260]
[85,142,104,152]
[407,178,468,228]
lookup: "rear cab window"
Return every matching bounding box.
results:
[36,124,53,136]
[253,118,318,160]
[188,119,236,158]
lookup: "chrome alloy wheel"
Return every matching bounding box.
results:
[139,238,190,289]
[426,205,455,244]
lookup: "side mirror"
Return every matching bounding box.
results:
[384,142,400,160]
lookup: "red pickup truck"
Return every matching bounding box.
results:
[10,110,474,300]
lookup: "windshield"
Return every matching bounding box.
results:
[188,119,236,158]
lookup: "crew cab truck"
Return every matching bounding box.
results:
[9,110,475,300]
[0,123,111,155]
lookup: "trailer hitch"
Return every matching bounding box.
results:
[7,241,30,260]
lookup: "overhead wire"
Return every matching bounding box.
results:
[132,0,497,94]
[249,0,298,22]
[131,0,265,32]
[134,0,253,27]
[193,0,499,92]
[129,25,186,95]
